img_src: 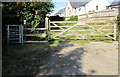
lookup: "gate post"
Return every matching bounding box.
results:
[114,22,117,41]
[7,25,10,44]
[45,17,50,41]
[21,25,24,45]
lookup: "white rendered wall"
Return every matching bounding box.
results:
[66,1,73,17]
[85,0,110,13]
[73,6,86,15]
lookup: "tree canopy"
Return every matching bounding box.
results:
[2,2,54,28]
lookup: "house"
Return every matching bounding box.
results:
[66,0,110,17]
[55,8,66,17]
[109,0,120,9]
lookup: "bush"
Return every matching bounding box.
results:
[48,15,65,21]
[68,16,78,21]
[117,15,120,31]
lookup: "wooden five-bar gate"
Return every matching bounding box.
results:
[6,17,118,44]
[49,18,117,40]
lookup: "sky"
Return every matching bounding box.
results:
[52,0,114,11]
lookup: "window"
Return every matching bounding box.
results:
[79,8,81,11]
[96,6,98,10]
[68,7,70,10]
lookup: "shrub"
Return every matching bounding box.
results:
[68,16,78,21]
[48,15,65,21]
[117,15,120,31]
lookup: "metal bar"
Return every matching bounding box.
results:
[21,25,24,44]
[7,25,9,44]
[25,34,46,36]
[19,25,21,43]
[24,41,48,43]
[25,28,47,30]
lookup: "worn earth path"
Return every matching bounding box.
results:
[36,41,118,75]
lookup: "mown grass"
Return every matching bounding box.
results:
[3,39,64,74]
[2,43,54,75]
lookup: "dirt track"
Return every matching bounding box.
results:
[36,41,118,75]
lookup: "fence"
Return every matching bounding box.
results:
[78,9,118,20]
[48,19,117,40]
[6,16,118,44]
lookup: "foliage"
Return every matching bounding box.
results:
[2,2,54,28]
[117,15,120,31]
[48,15,65,21]
[68,15,78,21]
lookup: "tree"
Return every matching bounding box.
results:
[2,2,54,28]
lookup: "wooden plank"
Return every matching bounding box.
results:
[24,41,48,43]
[51,25,114,27]
[51,30,63,32]
[52,23,64,30]
[51,29,113,32]
[68,29,113,31]
[45,17,49,40]
[50,26,72,28]
[65,33,114,36]
[69,37,113,40]
[89,26,104,35]
[79,25,114,27]
[50,21,78,23]
[25,34,46,36]
[48,19,51,40]
[50,21,113,24]
[86,25,114,39]
[114,23,117,40]
[25,28,47,30]
[85,21,113,23]
[53,24,79,38]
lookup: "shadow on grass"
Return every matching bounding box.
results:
[2,39,96,76]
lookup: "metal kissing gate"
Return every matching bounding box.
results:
[6,18,50,44]
[6,25,24,44]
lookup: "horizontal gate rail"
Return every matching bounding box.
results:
[51,29,113,32]
[50,21,114,24]
[25,34,46,37]
[50,21,79,23]
[24,41,48,43]
[25,28,47,30]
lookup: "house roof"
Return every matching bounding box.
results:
[68,0,91,8]
[110,0,120,6]
[55,8,65,14]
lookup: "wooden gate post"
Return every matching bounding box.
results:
[45,17,50,40]
[114,22,117,41]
